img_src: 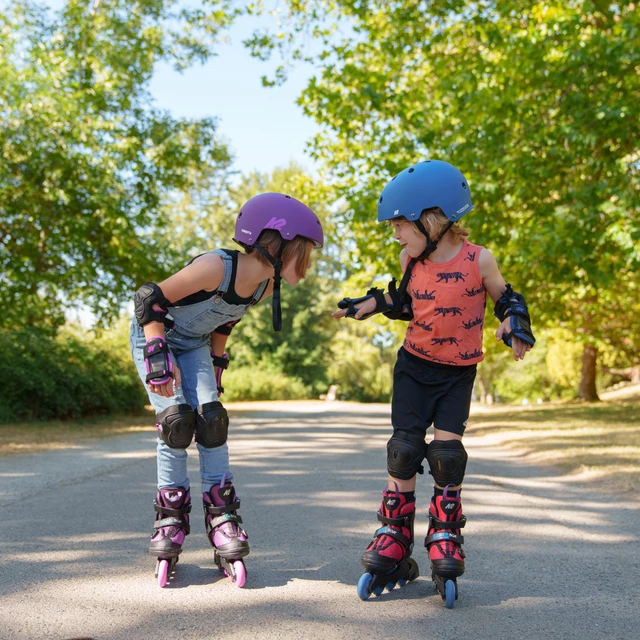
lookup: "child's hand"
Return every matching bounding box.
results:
[149,365,182,398]
[496,319,530,361]
[332,295,378,320]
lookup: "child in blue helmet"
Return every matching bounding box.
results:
[334,160,535,607]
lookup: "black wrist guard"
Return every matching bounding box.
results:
[337,287,389,320]
[135,282,174,328]
[382,278,413,321]
[494,284,536,347]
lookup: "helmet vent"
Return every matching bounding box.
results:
[462,182,467,189]
[408,168,415,173]
[285,195,291,199]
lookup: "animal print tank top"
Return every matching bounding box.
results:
[403,240,487,366]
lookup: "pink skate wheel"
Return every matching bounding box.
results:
[157,559,169,588]
[232,560,246,588]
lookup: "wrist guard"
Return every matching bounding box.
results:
[144,337,174,386]
[135,282,174,328]
[494,284,536,347]
[382,278,413,321]
[211,352,229,395]
[337,287,389,320]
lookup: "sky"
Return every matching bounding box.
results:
[149,14,320,176]
[4,1,320,175]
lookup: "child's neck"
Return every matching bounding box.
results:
[236,252,274,290]
[426,234,464,263]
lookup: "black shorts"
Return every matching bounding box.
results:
[391,347,477,438]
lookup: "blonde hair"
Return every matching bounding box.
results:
[248,230,313,278]
[417,206,469,243]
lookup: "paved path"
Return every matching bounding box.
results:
[1,402,638,640]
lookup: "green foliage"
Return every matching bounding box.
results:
[0,324,147,423]
[0,0,238,329]
[249,0,640,395]
[327,327,395,402]
[223,364,309,401]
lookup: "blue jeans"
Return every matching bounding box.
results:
[130,321,232,494]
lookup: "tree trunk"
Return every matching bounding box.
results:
[476,376,488,404]
[577,344,599,401]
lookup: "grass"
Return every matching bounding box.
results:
[0,411,156,457]
[467,393,640,494]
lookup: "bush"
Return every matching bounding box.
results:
[222,363,310,401]
[0,324,147,423]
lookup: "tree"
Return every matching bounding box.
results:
[248,0,640,400]
[0,0,238,329]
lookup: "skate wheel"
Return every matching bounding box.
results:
[386,581,396,591]
[357,573,374,601]
[232,560,246,588]
[157,559,169,588]
[372,585,384,597]
[397,578,406,587]
[444,580,456,609]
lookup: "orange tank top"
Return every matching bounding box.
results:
[403,240,486,366]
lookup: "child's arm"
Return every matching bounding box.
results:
[135,253,226,397]
[332,249,411,320]
[479,249,533,362]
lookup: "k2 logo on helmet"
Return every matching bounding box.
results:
[265,217,287,230]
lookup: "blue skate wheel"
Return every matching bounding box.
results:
[444,580,456,609]
[357,573,374,601]
[386,581,396,591]
[372,585,384,597]
[397,578,406,587]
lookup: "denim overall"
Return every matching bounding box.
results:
[130,250,269,493]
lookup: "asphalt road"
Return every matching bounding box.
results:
[1,401,638,640]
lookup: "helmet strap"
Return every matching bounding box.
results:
[253,237,287,331]
[397,219,455,300]
[414,219,454,260]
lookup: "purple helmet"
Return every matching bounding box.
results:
[233,193,324,249]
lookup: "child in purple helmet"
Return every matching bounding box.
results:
[130,193,323,588]
[334,160,535,607]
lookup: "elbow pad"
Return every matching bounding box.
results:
[135,282,175,328]
[382,278,413,322]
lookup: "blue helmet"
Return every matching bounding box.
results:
[377,160,473,223]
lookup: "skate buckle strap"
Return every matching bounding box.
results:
[203,499,241,516]
[153,516,191,535]
[153,502,192,517]
[425,531,464,546]
[429,513,466,530]
[374,526,412,550]
[376,510,413,528]
[206,512,243,532]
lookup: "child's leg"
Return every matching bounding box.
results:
[175,343,249,579]
[359,352,434,589]
[424,366,476,584]
[130,322,195,561]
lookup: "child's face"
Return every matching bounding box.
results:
[391,219,427,258]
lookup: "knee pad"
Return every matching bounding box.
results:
[387,431,428,480]
[195,401,229,449]
[426,440,468,487]
[156,404,195,449]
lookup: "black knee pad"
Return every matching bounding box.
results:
[156,404,195,449]
[426,440,468,487]
[195,401,229,449]
[387,431,428,480]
